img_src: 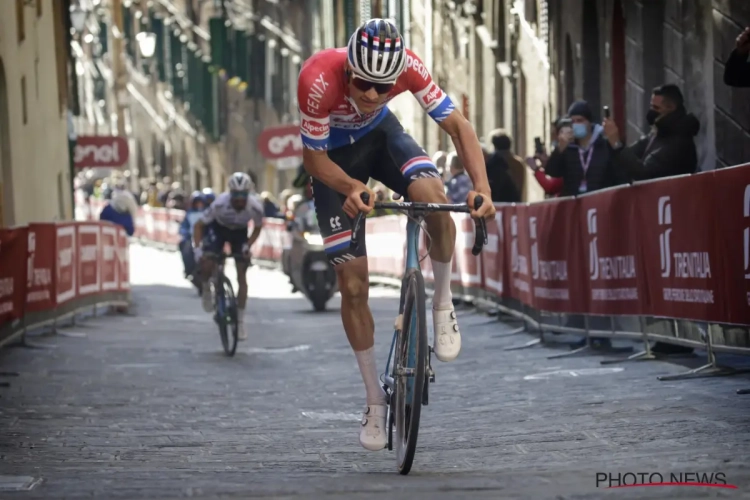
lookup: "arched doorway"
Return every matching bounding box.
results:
[611,0,627,139]
[582,0,601,113]
[564,34,575,110]
[0,58,13,228]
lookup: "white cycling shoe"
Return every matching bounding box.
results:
[432,305,461,362]
[201,288,213,313]
[359,404,387,451]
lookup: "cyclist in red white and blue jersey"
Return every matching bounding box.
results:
[297,18,495,452]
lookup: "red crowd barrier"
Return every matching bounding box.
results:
[80,163,750,330]
[0,221,131,346]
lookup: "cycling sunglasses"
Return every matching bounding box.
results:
[230,190,249,199]
[349,73,395,94]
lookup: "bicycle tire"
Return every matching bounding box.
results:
[393,268,427,475]
[219,275,239,356]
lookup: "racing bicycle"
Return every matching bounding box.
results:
[350,193,487,475]
[208,252,239,356]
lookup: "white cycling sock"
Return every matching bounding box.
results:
[355,347,387,406]
[237,307,245,323]
[431,259,453,309]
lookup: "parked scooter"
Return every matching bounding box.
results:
[287,205,337,311]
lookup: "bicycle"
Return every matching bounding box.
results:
[207,252,240,357]
[350,193,488,475]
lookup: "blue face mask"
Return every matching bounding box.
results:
[573,123,588,139]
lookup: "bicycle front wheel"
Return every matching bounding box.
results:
[217,275,239,357]
[393,268,428,475]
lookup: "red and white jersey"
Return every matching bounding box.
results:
[297,48,455,150]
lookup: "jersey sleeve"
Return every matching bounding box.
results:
[403,49,455,123]
[297,63,333,151]
[249,197,264,227]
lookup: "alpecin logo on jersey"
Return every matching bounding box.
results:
[300,115,329,138]
[422,83,443,107]
[406,54,429,81]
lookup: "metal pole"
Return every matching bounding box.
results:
[111,0,126,136]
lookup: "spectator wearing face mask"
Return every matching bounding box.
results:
[445,152,473,204]
[545,100,627,196]
[603,84,700,180]
[724,27,750,88]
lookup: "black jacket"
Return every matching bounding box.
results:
[485,152,521,202]
[545,124,627,197]
[614,108,700,181]
[724,49,750,88]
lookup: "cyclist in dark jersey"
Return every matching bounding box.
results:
[297,18,495,451]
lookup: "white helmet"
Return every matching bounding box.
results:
[227,172,253,192]
[347,18,407,83]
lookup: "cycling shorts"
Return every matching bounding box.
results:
[312,111,441,267]
[202,221,251,265]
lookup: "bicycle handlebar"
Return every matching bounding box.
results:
[350,193,489,256]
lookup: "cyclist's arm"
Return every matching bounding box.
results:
[247,200,263,247]
[404,49,490,194]
[194,202,216,247]
[297,64,359,196]
[303,150,359,196]
[439,111,491,194]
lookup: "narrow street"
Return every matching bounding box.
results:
[1,245,749,499]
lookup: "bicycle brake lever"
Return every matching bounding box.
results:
[349,192,371,251]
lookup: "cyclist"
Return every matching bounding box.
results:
[297,18,495,451]
[192,173,264,341]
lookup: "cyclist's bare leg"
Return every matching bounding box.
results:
[336,257,386,404]
[406,177,461,362]
[406,178,456,306]
[235,259,249,339]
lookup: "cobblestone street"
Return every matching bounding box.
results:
[1,245,749,499]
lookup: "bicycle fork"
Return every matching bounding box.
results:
[384,313,435,406]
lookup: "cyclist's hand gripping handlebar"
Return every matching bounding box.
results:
[471,196,488,256]
[349,192,370,251]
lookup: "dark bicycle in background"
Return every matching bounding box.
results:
[208,253,239,356]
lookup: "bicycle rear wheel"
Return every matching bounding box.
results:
[393,268,427,475]
[216,275,239,357]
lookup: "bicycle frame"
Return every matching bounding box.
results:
[382,214,423,402]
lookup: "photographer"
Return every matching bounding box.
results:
[724,27,750,87]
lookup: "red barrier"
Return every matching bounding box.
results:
[0,221,131,345]
[78,164,750,327]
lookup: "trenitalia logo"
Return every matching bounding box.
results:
[596,472,736,489]
[658,196,672,278]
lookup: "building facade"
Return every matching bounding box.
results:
[0,0,73,227]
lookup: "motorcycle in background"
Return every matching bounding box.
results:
[288,205,337,311]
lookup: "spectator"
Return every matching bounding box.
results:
[724,27,750,87]
[445,151,473,204]
[167,182,186,210]
[546,100,627,196]
[278,188,295,218]
[486,129,523,202]
[99,184,137,236]
[604,84,700,180]
[527,119,565,197]
[141,180,162,207]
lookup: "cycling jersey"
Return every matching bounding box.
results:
[200,192,264,230]
[297,48,455,150]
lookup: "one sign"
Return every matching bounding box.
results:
[257,124,302,160]
[74,136,129,168]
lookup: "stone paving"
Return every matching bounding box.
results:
[0,245,749,499]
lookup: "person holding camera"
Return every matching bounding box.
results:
[545,101,627,196]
